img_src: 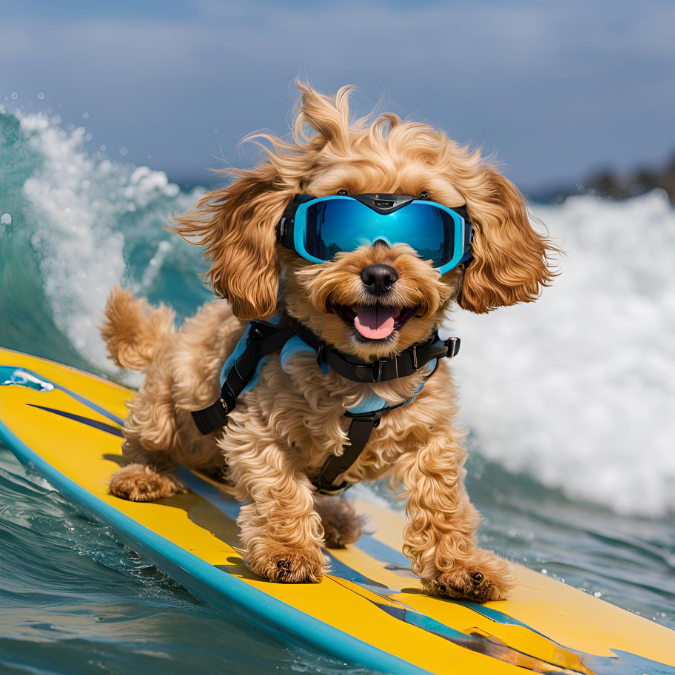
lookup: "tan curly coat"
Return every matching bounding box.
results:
[101,82,557,601]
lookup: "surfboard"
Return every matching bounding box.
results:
[0,346,673,675]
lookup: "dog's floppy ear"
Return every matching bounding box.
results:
[172,166,291,320]
[459,167,558,314]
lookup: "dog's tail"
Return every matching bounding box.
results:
[101,285,175,372]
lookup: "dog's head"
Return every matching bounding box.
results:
[174,83,557,360]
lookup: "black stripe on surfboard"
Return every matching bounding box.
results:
[27,404,124,438]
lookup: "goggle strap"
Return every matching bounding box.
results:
[277,196,305,250]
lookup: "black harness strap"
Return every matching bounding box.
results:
[191,316,461,494]
[291,318,459,384]
[314,411,385,495]
[192,320,294,435]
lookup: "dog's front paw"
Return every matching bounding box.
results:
[247,544,325,583]
[109,464,186,502]
[423,550,515,603]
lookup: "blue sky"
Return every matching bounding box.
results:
[2,0,674,192]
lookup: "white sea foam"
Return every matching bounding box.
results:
[10,110,675,516]
[449,190,675,517]
[17,111,199,383]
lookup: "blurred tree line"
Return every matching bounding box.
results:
[584,152,675,203]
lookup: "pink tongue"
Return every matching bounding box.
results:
[353,305,397,339]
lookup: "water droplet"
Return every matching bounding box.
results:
[82,112,89,119]
[213,128,219,134]
[37,92,45,100]
[99,144,107,152]
[1,213,11,225]
[119,147,128,156]
[147,154,152,159]
[11,92,17,100]
[594,591,602,598]
[541,569,548,575]
[84,133,93,141]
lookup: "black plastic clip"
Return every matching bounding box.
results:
[247,320,278,343]
[374,358,386,382]
[344,408,385,425]
[444,337,461,359]
[353,363,376,382]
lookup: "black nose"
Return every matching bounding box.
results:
[361,264,399,295]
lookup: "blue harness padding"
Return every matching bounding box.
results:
[280,337,329,376]
[219,316,283,394]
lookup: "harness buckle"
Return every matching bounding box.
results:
[375,359,385,382]
[248,320,277,342]
[352,364,374,382]
[344,408,385,423]
[444,336,461,359]
[412,345,418,370]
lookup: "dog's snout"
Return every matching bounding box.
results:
[361,264,398,295]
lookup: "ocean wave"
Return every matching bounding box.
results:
[450,190,675,517]
[1,108,673,517]
[0,107,209,383]
[0,450,360,675]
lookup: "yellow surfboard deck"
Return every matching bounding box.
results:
[0,347,673,675]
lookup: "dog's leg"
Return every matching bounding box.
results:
[313,495,364,548]
[224,433,325,583]
[109,369,187,502]
[395,435,515,602]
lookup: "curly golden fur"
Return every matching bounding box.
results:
[101,82,558,600]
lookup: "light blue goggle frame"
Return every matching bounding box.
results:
[277,194,473,275]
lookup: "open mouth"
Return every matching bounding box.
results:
[333,303,418,341]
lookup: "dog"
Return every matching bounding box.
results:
[101,82,556,602]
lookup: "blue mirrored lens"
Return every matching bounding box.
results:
[304,199,456,267]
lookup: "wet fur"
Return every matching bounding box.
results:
[101,82,558,599]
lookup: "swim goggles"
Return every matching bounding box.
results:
[277,193,473,275]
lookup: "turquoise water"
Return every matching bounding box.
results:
[0,106,674,674]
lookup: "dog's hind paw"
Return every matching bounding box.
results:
[423,550,515,603]
[314,495,364,548]
[109,463,186,502]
